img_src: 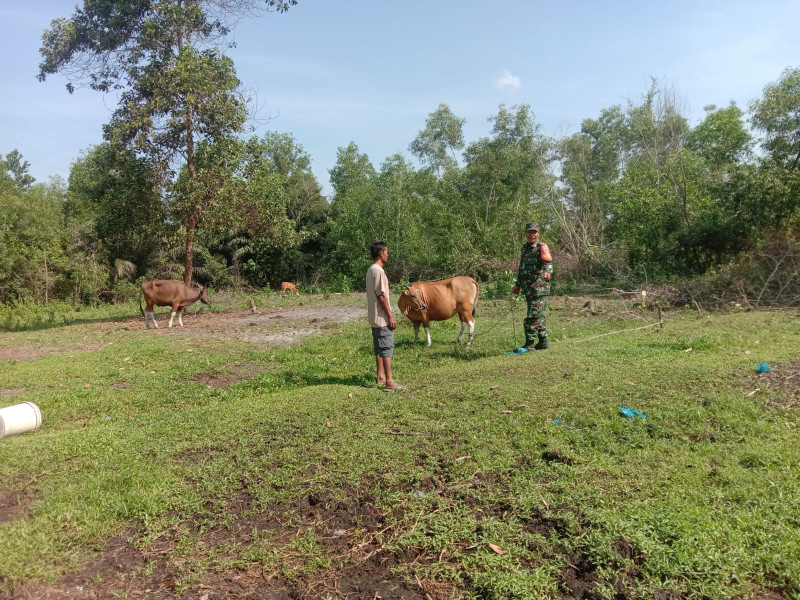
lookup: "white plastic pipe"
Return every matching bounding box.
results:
[0,402,42,439]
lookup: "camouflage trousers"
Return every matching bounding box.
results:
[523,293,549,343]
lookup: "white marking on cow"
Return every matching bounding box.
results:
[467,321,475,345]
[424,327,431,347]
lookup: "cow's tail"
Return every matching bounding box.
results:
[472,278,479,317]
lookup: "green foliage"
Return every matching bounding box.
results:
[408,103,466,175]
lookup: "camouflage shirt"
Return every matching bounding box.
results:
[515,241,553,290]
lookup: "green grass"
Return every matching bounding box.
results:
[1,295,799,599]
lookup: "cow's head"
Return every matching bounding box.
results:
[199,287,211,305]
[400,285,426,312]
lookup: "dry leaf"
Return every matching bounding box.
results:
[488,543,508,555]
[625,381,635,386]
[455,456,473,462]
[490,385,500,390]
[561,333,567,340]
[502,409,513,414]
[745,350,751,355]
[348,392,353,398]
[517,403,528,408]
[684,348,692,352]
[326,420,332,427]
[595,386,603,391]
[746,390,759,397]
[84,383,90,388]
[755,340,760,344]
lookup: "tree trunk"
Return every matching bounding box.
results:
[184,213,196,286]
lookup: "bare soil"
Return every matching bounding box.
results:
[0,477,38,526]
[757,358,800,409]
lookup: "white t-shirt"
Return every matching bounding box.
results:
[366,263,390,328]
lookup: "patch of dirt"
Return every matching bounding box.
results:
[10,488,432,600]
[0,477,38,525]
[188,305,366,345]
[756,358,800,408]
[1,303,366,363]
[192,360,272,388]
[0,342,113,363]
[0,388,26,398]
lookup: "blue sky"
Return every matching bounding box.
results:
[1,0,798,195]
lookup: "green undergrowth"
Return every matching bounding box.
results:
[1,297,798,599]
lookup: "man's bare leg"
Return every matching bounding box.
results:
[376,356,386,385]
[380,356,398,389]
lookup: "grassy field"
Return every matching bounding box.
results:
[1,293,798,600]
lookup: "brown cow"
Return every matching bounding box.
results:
[397,276,479,346]
[280,281,299,297]
[140,280,210,329]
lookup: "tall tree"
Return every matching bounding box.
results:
[2,150,36,189]
[461,104,554,268]
[38,0,297,285]
[750,67,800,171]
[409,103,466,176]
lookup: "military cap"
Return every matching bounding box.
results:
[525,222,540,231]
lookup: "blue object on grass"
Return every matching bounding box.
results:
[620,405,649,419]
[756,362,772,374]
[553,418,562,424]
[505,347,528,355]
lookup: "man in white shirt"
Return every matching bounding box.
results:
[366,241,403,391]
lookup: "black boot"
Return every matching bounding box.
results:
[534,335,549,350]
[523,335,537,350]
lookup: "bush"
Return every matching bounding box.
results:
[332,274,352,295]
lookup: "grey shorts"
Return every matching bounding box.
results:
[371,327,394,358]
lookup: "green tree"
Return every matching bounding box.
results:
[2,150,35,189]
[558,106,630,277]
[688,102,751,169]
[38,0,296,285]
[750,67,800,171]
[461,104,554,270]
[326,143,380,282]
[68,144,166,278]
[409,103,466,176]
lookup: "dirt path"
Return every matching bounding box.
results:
[0,303,368,362]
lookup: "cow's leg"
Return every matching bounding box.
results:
[457,321,466,343]
[168,303,179,328]
[413,323,420,343]
[467,320,475,346]
[177,309,184,327]
[145,304,158,329]
[424,327,432,347]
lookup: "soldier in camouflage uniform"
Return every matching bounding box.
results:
[512,222,553,350]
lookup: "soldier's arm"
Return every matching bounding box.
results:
[540,244,553,280]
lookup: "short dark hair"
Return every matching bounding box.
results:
[370,241,387,260]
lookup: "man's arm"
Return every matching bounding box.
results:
[378,292,397,330]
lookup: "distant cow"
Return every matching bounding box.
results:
[280,282,299,297]
[397,276,479,346]
[140,280,210,329]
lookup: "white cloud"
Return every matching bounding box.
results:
[495,70,521,92]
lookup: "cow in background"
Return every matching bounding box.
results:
[140,280,210,329]
[398,276,479,346]
[280,282,299,297]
